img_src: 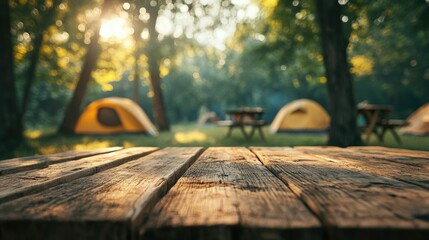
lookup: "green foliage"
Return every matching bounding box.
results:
[350,0,429,118]
[7,0,429,128]
[240,0,429,119]
[11,0,100,129]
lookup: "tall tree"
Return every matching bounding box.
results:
[128,0,240,130]
[58,0,113,134]
[0,0,22,149]
[144,2,170,131]
[131,1,145,103]
[20,0,63,124]
[314,0,362,146]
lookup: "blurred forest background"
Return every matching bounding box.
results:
[1,0,428,156]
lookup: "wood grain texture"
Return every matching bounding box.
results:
[0,147,122,175]
[0,147,157,204]
[348,146,429,168]
[0,147,202,240]
[295,146,429,189]
[141,147,321,240]
[251,147,429,240]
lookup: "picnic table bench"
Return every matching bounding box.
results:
[357,103,409,144]
[219,107,267,140]
[0,146,429,240]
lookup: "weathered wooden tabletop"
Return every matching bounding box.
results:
[0,146,428,240]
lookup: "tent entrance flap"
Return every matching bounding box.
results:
[97,107,122,127]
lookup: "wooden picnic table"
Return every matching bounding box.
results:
[0,146,428,240]
[357,103,408,144]
[219,107,266,140]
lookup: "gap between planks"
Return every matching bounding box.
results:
[251,147,429,240]
[295,146,429,190]
[0,147,158,204]
[140,147,322,240]
[0,147,203,240]
[0,147,123,175]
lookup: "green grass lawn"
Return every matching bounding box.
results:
[2,123,428,160]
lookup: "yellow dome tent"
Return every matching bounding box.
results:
[270,99,330,133]
[75,97,158,136]
[400,103,429,135]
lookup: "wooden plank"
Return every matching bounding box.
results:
[251,147,429,240]
[0,147,203,240]
[295,146,429,189]
[348,146,429,168]
[0,147,122,175]
[140,147,321,240]
[349,146,429,159]
[0,147,157,204]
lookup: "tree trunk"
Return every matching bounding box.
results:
[132,4,144,104]
[146,5,170,131]
[0,0,23,150]
[20,0,62,125]
[21,30,43,123]
[133,54,140,103]
[314,0,362,147]
[147,55,170,131]
[57,0,112,134]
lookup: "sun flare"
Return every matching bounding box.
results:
[99,17,133,41]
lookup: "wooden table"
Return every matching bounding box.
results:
[219,107,266,140]
[1,146,429,240]
[358,104,393,143]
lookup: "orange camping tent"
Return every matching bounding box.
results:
[400,103,429,135]
[270,99,330,133]
[75,97,158,136]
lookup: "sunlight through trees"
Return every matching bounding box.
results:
[1,0,428,148]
